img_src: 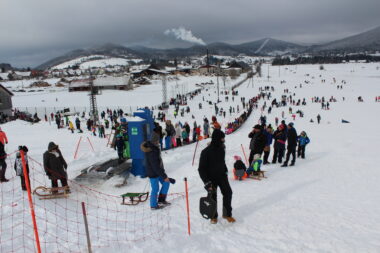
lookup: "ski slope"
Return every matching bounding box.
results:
[1,63,380,252]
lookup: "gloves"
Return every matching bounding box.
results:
[169,178,176,184]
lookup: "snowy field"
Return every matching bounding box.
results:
[1,63,380,252]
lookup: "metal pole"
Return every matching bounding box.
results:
[21,151,42,253]
[184,178,191,236]
[81,202,92,253]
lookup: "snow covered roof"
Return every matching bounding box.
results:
[125,116,145,122]
[70,76,131,88]
[14,71,31,77]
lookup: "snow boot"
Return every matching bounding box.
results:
[289,162,295,166]
[222,216,236,223]
[210,218,218,224]
[151,205,164,210]
[281,163,288,167]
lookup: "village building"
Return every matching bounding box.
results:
[0,84,14,115]
[68,75,133,92]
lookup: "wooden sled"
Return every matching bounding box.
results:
[247,170,267,180]
[33,186,70,200]
[121,192,149,205]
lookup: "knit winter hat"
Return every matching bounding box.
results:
[253,124,262,130]
[233,155,242,161]
[211,129,225,145]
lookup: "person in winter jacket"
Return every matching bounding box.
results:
[246,154,262,176]
[198,129,235,224]
[0,141,8,182]
[297,131,310,159]
[115,134,125,162]
[211,116,221,130]
[248,125,267,166]
[154,122,164,150]
[282,123,298,167]
[175,123,182,147]
[0,127,8,145]
[203,118,210,138]
[69,121,74,133]
[43,142,70,193]
[233,155,247,181]
[14,146,30,191]
[141,132,171,209]
[272,124,287,164]
[75,117,81,130]
[263,125,274,164]
[164,120,175,150]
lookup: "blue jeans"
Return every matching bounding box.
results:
[164,136,172,150]
[149,177,170,208]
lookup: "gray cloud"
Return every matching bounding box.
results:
[1,0,380,67]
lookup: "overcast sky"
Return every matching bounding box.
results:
[1,0,380,67]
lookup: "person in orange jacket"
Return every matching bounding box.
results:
[0,127,8,145]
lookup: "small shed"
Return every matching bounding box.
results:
[0,84,14,115]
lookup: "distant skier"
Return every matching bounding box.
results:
[198,129,235,224]
[317,114,321,124]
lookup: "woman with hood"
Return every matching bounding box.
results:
[141,132,171,210]
[43,142,70,193]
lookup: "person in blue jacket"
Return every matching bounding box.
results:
[141,132,171,210]
[297,131,310,159]
[263,125,274,164]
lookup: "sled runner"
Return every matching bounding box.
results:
[199,191,217,219]
[247,170,267,180]
[120,192,149,205]
[33,186,70,200]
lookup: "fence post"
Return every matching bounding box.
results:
[20,150,42,253]
[241,144,248,165]
[192,141,199,167]
[74,136,82,159]
[184,178,191,236]
[81,202,92,253]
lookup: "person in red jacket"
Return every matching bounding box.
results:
[0,127,8,145]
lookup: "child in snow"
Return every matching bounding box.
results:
[68,121,74,133]
[297,131,310,159]
[233,156,247,181]
[14,146,30,191]
[246,154,262,176]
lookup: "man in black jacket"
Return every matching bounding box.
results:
[0,141,8,182]
[43,142,70,193]
[282,123,298,167]
[141,132,171,209]
[248,124,267,166]
[198,129,235,224]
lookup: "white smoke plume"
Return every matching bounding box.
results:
[164,27,206,45]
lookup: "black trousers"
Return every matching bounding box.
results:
[298,145,306,158]
[20,175,30,191]
[0,159,7,180]
[51,178,68,188]
[211,176,233,218]
[176,138,182,146]
[272,148,284,163]
[263,150,270,163]
[284,146,296,164]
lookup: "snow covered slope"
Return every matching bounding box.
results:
[1,63,380,252]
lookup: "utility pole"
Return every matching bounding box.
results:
[216,62,220,103]
[89,71,98,125]
[162,74,168,109]
[267,64,270,82]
